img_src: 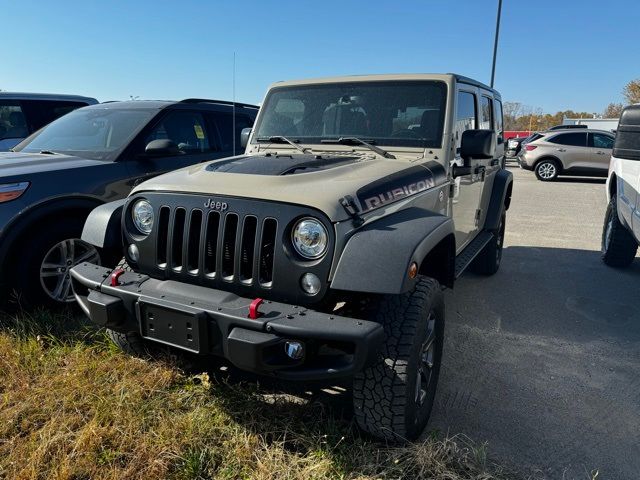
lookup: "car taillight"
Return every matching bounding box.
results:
[525,145,538,151]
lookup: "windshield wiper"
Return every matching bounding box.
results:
[256,136,308,154]
[320,137,395,159]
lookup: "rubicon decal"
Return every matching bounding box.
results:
[356,162,446,213]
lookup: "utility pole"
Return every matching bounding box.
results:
[490,0,503,88]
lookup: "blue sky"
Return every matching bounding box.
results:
[1,0,637,113]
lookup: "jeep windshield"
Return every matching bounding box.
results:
[13,107,156,161]
[253,81,447,150]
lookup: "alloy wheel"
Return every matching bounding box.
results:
[537,162,556,180]
[40,239,100,302]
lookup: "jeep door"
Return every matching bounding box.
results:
[451,88,485,251]
[124,110,228,187]
[588,132,614,170]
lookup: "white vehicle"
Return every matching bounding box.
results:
[602,104,640,267]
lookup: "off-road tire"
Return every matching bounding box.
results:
[470,212,506,275]
[534,159,560,181]
[352,276,444,442]
[602,196,637,267]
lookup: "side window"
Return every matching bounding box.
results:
[592,133,614,149]
[145,111,211,154]
[455,91,477,151]
[495,99,504,144]
[480,96,493,130]
[209,112,254,152]
[20,100,87,132]
[0,102,28,140]
[548,132,587,147]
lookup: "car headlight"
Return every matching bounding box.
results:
[292,218,328,259]
[132,199,154,235]
[0,182,30,203]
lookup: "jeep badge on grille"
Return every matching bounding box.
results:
[204,199,228,211]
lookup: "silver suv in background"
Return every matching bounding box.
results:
[0,93,98,151]
[518,129,614,181]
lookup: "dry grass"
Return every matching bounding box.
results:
[0,309,518,480]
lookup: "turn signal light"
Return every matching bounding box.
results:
[0,182,30,203]
[525,145,538,151]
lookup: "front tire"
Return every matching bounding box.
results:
[602,196,637,267]
[352,277,444,442]
[534,159,559,181]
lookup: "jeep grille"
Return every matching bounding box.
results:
[156,206,277,288]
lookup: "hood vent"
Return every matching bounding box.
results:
[205,154,360,176]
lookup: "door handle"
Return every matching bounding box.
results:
[557,149,566,152]
[596,151,606,155]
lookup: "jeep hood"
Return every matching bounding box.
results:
[132,153,443,222]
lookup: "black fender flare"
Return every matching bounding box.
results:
[0,195,103,267]
[331,207,455,295]
[81,199,126,250]
[483,169,513,231]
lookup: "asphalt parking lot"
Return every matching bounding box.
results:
[430,166,640,479]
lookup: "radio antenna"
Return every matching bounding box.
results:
[490,0,503,88]
[232,51,236,156]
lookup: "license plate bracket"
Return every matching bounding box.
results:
[138,300,206,353]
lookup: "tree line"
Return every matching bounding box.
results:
[504,78,640,131]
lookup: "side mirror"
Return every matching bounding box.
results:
[460,129,494,165]
[145,139,179,156]
[240,127,252,149]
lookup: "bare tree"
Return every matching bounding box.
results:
[623,79,640,104]
[603,103,624,118]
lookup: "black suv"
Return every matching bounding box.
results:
[0,99,258,305]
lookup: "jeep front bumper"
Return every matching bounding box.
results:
[70,263,384,381]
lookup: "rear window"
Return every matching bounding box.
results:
[547,132,587,147]
[613,106,640,160]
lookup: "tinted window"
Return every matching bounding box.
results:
[15,107,155,160]
[592,133,614,149]
[253,81,448,149]
[21,100,88,131]
[480,96,493,130]
[548,132,587,147]
[0,101,27,140]
[210,112,253,153]
[146,111,211,154]
[455,91,477,150]
[494,99,504,144]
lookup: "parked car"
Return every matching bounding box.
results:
[506,135,528,157]
[0,92,98,151]
[547,124,588,131]
[602,104,639,267]
[0,98,258,305]
[518,129,614,181]
[71,73,512,441]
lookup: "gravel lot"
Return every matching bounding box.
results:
[430,167,640,479]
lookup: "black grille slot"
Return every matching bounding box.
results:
[204,211,220,277]
[171,208,186,271]
[187,210,203,274]
[157,206,170,267]
[239,216,258,283]
[222,213,238,279]
[259,218,277,286]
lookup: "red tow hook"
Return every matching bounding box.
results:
[110,268,125,287]
[248,298,264,319]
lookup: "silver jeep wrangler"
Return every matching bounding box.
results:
[71,74,513,441]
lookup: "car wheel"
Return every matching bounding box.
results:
[535,159,559,181]
[470,212,505,275]
[14,218,101,307]
[352,276,444,442]
[601,196,638,268]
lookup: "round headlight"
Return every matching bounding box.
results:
[292,218,328,259]
[132,199,154,235]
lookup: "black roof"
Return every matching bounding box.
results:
[620,104,640,126]
[82,98,259,113]
[450,74,500,97]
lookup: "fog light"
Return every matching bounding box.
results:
[300,273,321,295]
[127,244,140,263]
[285,341,304,360]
